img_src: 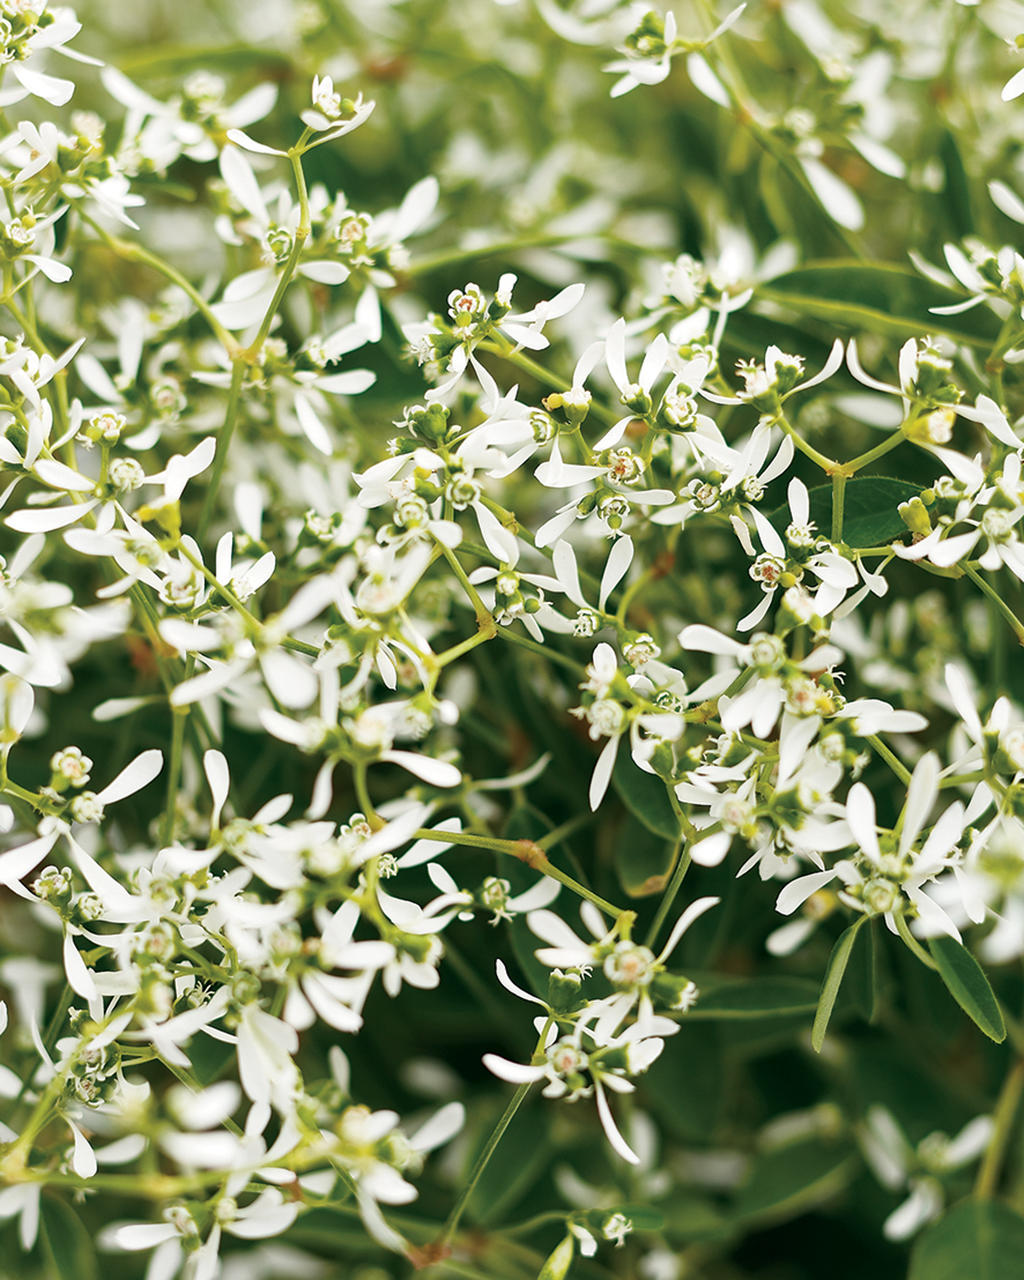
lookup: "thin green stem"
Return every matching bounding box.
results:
[198,140,310,540]
[438,1020,552,1245]
[435,538,494,624]
[644,839,692,949]
[975,1058,1024,1198]
[894,912,938,969]
[775,412,840,474]
[842,426,910,475]
[159,702,189,846]
[248,162,310,352]
[77,211,238,355]
[866,734,912,786]
[497,627,588,677]
[198,357,246,541]
[353,761,379,826]
[964,564,1024,646]
[536,811,597,852]
[411,827,627,919]
[434,626,497,669]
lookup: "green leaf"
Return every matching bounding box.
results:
[683,974,820,1020]
[909,1200,1024,1280]
[466,1098,550,1226]
[538,1234,575,1280]
[812,918,867,1051]
[938,129,974,242]
[928,936,1007,1043]
[611,750,679,839]
[767,477,921,548]
[733,1136,856,1224]
[40,1197,99,1280]
[613,816,677,897]
[762,260,1001,347]
[642,1024,725,1141]
[846,913,881,1022]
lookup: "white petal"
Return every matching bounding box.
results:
[595,1082,640,1163]
[776,870,838,916]
[482,1054,545,1084]
[68,1119,97,1178]
[657,896,719,962]
[96,749,163,805]
[599,535,634,611]
[589,734,621,810]
[845,782,880,862]
[379,750,461,787]
[799,157,864,230]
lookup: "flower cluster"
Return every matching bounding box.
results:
[1,1,1024,1277]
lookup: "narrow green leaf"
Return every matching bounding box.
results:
[683,974,820,1020]
[909,1200,1024,1280]
[847,913,881,1022]
[928,936,1006,1043]
[768,477,921,548]
[812,918,867,1051]
[538,1234,575,1280]
[938,129,974,241]
[40,1196,99,1280]
[762,260,1001,347]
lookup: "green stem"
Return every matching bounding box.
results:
[353,761,379,826]
[975,1058,1024,1198]
[438,1020,552,1245]
[198,357,246,541]
[497,627,588,677]
[644,839,692,949]
[198,140,310,540]
[775,412,840,474]
[866,734,912,786]
[963,564,1024,646]
[77,211,238,355]
[831,472,846,542]
[434,626,497,669]
[411,827,627,919]
[159,702,189,845]
[248,148,310,352]
[894,912,938,969]
[842,425,910,475]
[536,811,597,852]
[435,538,494,624]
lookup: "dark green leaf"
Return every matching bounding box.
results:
[40,1197,98,1280]
[762,260,1001,347]
[928,936,1006,1043]
[767,477,921,548]
[846,913,881,1022]
[642,1024,725,1142]
[939,129,974,241]
[613,816,677,897]
[683,974,820,1020]
[812,918,867,1051]
[909,1200,1024,1280]
[467,1098,550,1225]
[611,751,679,839]
[733,1136,856,1224]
